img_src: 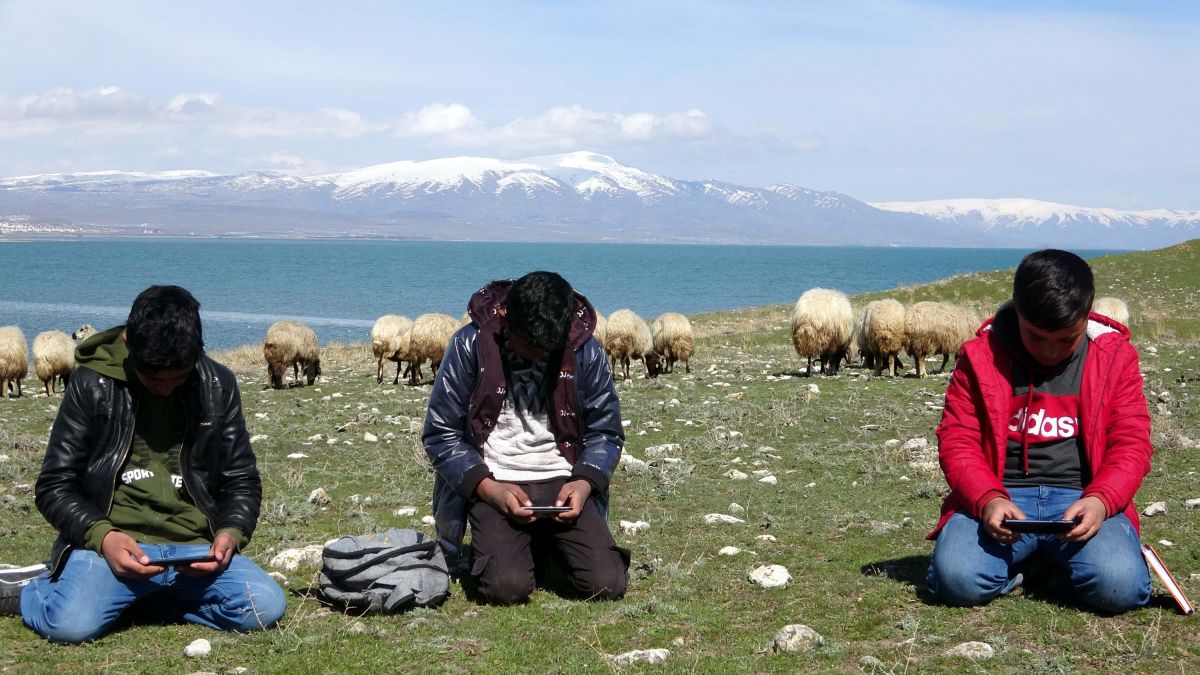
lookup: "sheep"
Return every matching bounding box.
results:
[33,330,75,396]
[263,321,321,389]
[905,301,980,378]
[370,314,414,384]
[0,326,29,399]
[650,312,695,374]
[863,299,906,377]
[604,309,653,381]
[71,324,96,341]
[790,288,853,376]
[593,311,607,350]
[394,313,459,385]
[1092,296,1130,326]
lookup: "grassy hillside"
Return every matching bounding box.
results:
[2,240,1198,672]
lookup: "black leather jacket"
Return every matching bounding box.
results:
[35,356,261,576]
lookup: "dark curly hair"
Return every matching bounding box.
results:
[505,271,575,352]
[1013,249,1094,330]
[126,285,204,372]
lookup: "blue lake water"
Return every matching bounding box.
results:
[0,239,1124,350]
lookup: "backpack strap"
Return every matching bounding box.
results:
[323,541,437,582]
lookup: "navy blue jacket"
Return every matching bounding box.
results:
[422,293,623,565]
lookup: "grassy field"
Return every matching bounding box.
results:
[2,240,1198,673]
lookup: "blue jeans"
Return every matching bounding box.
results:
[927,486,1150,614]
[20,543,287,643]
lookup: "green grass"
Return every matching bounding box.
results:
[2,240,1199,673]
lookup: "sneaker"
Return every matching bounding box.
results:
[0,563,48,616]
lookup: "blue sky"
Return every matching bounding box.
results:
[1,0,1197,208]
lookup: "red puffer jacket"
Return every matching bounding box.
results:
[928,312,1152,539]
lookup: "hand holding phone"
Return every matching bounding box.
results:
[1000,517,1082,534]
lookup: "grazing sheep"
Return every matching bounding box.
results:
[1092,296,1130,326]
[864,299,906,377]
[790,288,853,376]
[905,301,980,378]
[651,312,695,374]
[370,314,414,384]
[395,313,459,385]
[263,321,321,389]
[0,326,29,399]
[593,311,608,349]
[71,324,96,341]
[33,330,75,396]
[604,309,653,381]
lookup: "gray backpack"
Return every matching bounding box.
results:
[318,529,450,614]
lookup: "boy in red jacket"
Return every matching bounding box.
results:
[926,249,1151,613]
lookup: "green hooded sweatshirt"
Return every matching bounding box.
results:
[76,326,243,552]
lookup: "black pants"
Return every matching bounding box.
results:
[468,477,629,605]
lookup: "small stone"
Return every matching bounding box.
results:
[899,475,910,482]
[727,430,743,439]
[718,546,741,556]
[348,621,369,634]
[306,433,324,441]
[724,469,748,480]
[1184,498,1200,509]
[1159,539,1175,548]
[1189,574,1200,583]
[859,656,886,669]
[326,437,338,445]
[249,434,268,443]
[671,637,686,647]
[945,641,994,660]
[758,475,778,485]
[269,545,324,571]
[772,624,823,652]
[331,392,343,398]
[619,454,649,471]
[308,488,331,505]
[421,515,436,526]
[0,454,10,462]
[704,513,746,525]
[902,438,929,450]
[620,520,651,534]
[804,482,816,488]
[183,638,211,657]
[611,649,670,666]
[363,432,378,443]
[268,571,288,586]
[749,564,791,588]
[756,534,777,543]
[869,521,900,535]
[287,453,308,460]
[254,412,269,420]
[394,506,418,517]
[229,669,249,675]
[884,439,901,447]
[806,384,819,394]
[645,443,681,458]
[1143,501,1168,517]
[729,503,745,514]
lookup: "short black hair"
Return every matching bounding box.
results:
[505,271,575,351]
[126,285,204,371]
[1012,249,1094,330]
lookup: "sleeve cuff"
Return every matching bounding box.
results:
[972,489,1009,518]
[460,464,493,498]
[572,464,609,494]
[84,521,116,553]
[217,527,249,551]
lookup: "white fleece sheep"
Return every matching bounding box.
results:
[33,330,75,396]
[905,301,980,378]
[1092,296,1130,326]
[593,310,607,350]
[370,314,414,384]
[790,288,853,376]
[263,321,321,389]
[395,313,459,385]
[604,309,653,381]
[864,299,906,377]
[0,326,29,399]
[651,312,695,375]
[71,324,96,341]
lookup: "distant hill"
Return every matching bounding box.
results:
[2,152,1196,248]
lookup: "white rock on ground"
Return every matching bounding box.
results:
[363,432,378,443]
[269,545,324,571]
[704,513,746,525]
[724,469,748,480]
[806,384,820,394]
[757,535,777,543]
[394,506,418,517]
[718,546,742,556]
[1184,498,1200,509]
[287,453,308,460]
[620,520,651,534]
[421,515,436,526]
[268,572,288,586]
[0,454,11,462]
[308,488,331,505]
[1143,501,1168,517]
[945,641,995,660]
[748,564,791,588]
[902,438,929,450]
[644,443,681,457]
[619,454,649,471]
[183,638,212,657]
[306,434,324,441]
[758,475,778,485]
[729,503,745,514]
[249,434,268,443]
[610,649,670,666]
[772,624,824,652]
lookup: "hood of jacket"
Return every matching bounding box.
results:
[74,325,130,381]
[467,279,599,351]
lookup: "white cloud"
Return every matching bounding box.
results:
[395,103,481,136]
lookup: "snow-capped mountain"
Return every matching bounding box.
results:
[0,153,1194,248]
[873,198,1200,249]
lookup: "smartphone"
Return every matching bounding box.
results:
[144,554,217,567]
[526,505,571,518]
[1001,518,1081,534]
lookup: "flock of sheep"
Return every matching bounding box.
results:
[0,294,1130,398]
[790,289,1131,379]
